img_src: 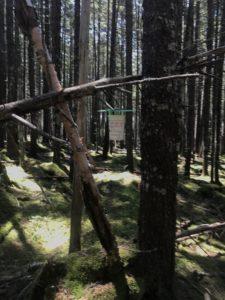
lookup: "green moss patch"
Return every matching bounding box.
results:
[40,162,67,177]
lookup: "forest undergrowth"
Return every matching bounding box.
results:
[0,145,225,299]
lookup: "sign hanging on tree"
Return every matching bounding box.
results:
[109,115,125,141]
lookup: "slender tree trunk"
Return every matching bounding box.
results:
[134,0,141,149]
[69,0,80,181]
[194,1,203,155]
[202,0,214,176]
[106,0,111,77]
[184,0,195,178]
[0,0,6,149]
[62,3,67,87]
[195,76,203,155]
[125,0,134,172]
[90,0,101,147]
[6,0,19,162]
[211,0,220,182]
[51,0,62,164]
[74,0,80,87]
[103,0,117,159]
[211,0,225,183]
[43,0,52,145]
[69,0,90,253]
[29,43,38,157]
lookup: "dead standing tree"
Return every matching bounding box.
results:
[14,0,130,298]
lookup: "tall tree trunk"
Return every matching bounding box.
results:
[211,0,225,183]
[90,0,101,147]
[43,0,52,145]
[103,0,117,159]
[69,0,81,181]
[184,0,195,178]
[125,0,134,172]
[29,43,38,157]
[202,0,214,176]
[62,2,67,87]
[69,0,90,253]
[51,0,62,164]
[194,1,203,155]
[106,0,111,77]
[0,0,6,149]
[195,77,203,155]
[74,0,80,87]
[134,0,141,149]
[210,0,220,182]
[138,1,178,299]
[6,0,19,162]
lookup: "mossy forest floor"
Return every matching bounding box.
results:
[0,146,225,299]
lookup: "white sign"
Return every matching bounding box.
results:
[26,0,34,7]
[109,115,125,141]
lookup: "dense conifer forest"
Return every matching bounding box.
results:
[0,0,225,299]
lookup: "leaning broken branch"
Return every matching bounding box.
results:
[10,113,69,146]
[95,73,200,90]
[15,0,130,297]
[188,45,225,61]
[176,221,225,241]
[0,73,199,121]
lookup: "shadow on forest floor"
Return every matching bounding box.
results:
[0,150,225,299]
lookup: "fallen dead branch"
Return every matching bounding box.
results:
[176,221,225,241]
[188,45,225,61]
[11,113,69,146]
[0,73,199,122]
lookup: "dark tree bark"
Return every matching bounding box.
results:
[0,0,6,149]
[51,0,62,164]
[119,8,125,77]
[69,0,80,181]
[211,0,225,183]
[106,0,111,77]
[125,0,134,172]
[202,0,214,175]
[43,0,52,145]
[6,0,19,161]
[138,1,178,299]
[90,0,101,147]
[69,0,90,253]
[134,0,141,149]
[109,0,117,80]
[194,1,203,155]
[62,2,67,87]
[195,76,203,155]
[103,0,117,159]
[184,0,195,178]
[28,43,38,158]
[74,0,80,86]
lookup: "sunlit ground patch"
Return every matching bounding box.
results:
[94,171,140,186]
[23,216,70,254]
[5,165,42,194]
